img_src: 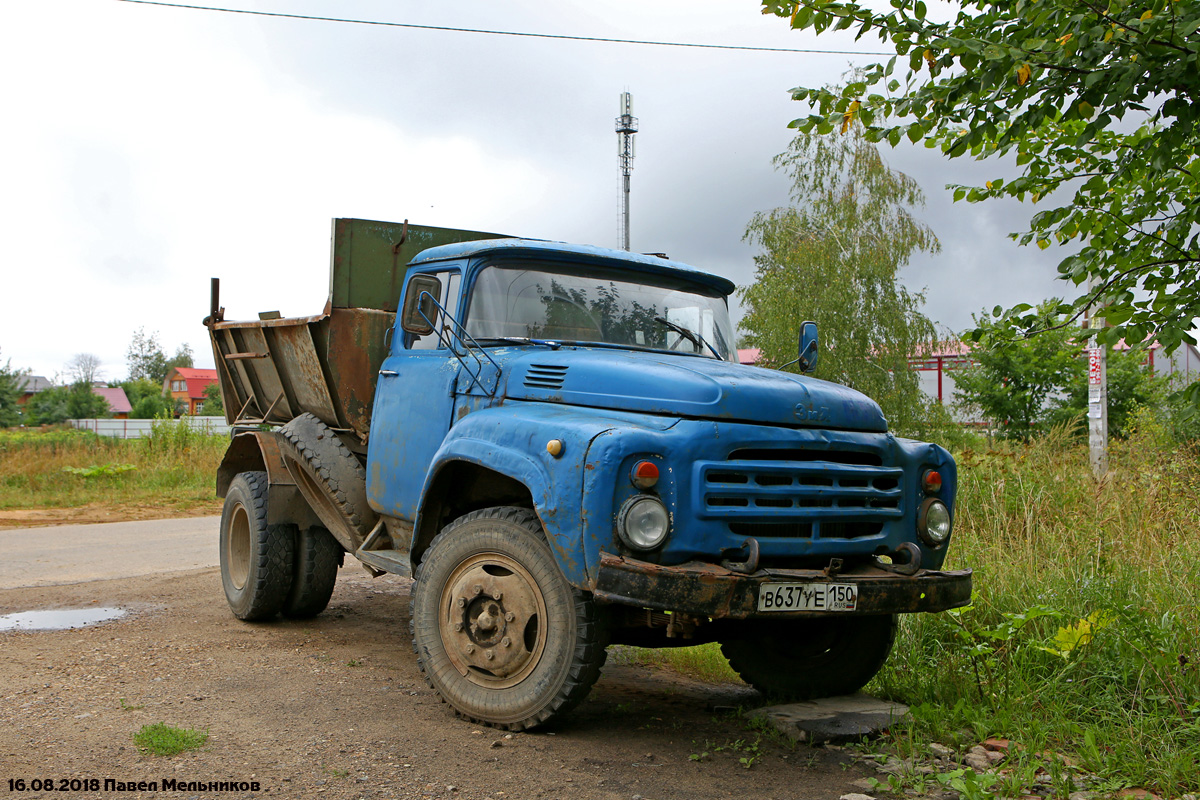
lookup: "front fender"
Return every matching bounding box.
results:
[413,403,625,585]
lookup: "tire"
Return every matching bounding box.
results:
[720,614,898,700]
[277,413,377,552]
[220,471,295,621]
[410,507,608,730]
[282,526,342,619]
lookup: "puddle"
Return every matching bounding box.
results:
[0,607,127,632]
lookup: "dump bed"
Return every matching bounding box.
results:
[207,218,504,443]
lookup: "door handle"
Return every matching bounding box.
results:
[379,370,398,377]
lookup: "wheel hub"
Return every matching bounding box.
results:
[440,555,547,686]
[226,504,251,591]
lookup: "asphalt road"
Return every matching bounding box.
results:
[0,516,219,589]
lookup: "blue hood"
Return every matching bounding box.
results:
[497,348,887,432]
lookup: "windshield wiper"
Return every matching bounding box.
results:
[475,336,562,349]
[654,316,722,360]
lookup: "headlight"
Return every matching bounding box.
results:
[918,497,952,546]
[617,495,670,550]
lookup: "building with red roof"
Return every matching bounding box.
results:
[737,348,761,366]
[93,386,132,419]
[164,367,219,416]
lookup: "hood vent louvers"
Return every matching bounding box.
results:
[524,364,569,390]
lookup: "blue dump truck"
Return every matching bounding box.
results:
[206,218,971,731]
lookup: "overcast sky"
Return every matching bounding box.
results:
[1,0,1070,382]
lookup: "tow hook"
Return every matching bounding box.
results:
[877,542,922,576]
[721,537,760,574]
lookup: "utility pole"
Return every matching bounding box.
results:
[615,92,638,251]
[1085,275,1108,479]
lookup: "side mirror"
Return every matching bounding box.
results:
[797,320,819,373]
[399,274,443,335]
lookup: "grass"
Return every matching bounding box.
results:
[0,420,225,517]
[875,411,1200,794]
[609,641,741,685]
[133,722,208,756]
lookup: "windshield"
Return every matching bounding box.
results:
[465,263,735,360]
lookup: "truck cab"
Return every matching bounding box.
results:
[209,219,970,731]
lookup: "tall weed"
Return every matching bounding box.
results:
[877,414,1200,792]
[0,423,226,514]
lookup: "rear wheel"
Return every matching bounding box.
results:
[410,507,608,730]
[720,614,897,700]
[219,471,294,621]
[283,526,342,619]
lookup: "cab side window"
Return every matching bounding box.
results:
[409,271,461,350]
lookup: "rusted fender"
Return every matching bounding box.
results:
[216,432,320,530]
[216,432,293,498]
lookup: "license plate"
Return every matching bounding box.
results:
[757,583,858,612]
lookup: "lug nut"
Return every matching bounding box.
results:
[457,598,466,608]
[473,585,482,595]
[485,650,494,660]
[492,590,502,600]
[504,612,515,622]
[502,637,511,648]
[454,622,463,632]
[466,644,475,654]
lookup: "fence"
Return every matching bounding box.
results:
[67,416,233,439]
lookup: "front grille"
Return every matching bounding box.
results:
[696,453,902,540]
[523,364,568,390]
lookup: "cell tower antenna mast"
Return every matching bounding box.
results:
[615,92,638,251]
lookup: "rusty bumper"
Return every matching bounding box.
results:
[592,552,972,619]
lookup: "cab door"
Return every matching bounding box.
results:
[366,267,462,521]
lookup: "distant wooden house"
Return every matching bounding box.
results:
[16,375,52,406]
[163,367,218,416]
[94,386,132,419]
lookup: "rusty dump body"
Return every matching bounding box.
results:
[207,219,502,442]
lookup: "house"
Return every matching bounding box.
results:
[910,341,975,405]
[737,348,761,366]
[16,375,52,406]
[164,367,218,416]
[1115,339,1200,381]
[94,386,132,419]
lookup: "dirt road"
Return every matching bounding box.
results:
[0,522,877,800]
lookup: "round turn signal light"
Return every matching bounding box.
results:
[631,460,659,489]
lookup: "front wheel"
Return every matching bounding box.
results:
[720,614,897,700]
[410,507,608,730]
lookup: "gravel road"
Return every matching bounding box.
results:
[0,521,876,799]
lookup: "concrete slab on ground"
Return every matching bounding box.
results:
[749,693,909,745]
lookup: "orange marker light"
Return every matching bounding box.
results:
[922,470,942,494]
[631,460,660,489]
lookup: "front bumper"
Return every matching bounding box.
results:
[592,551,972,619]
